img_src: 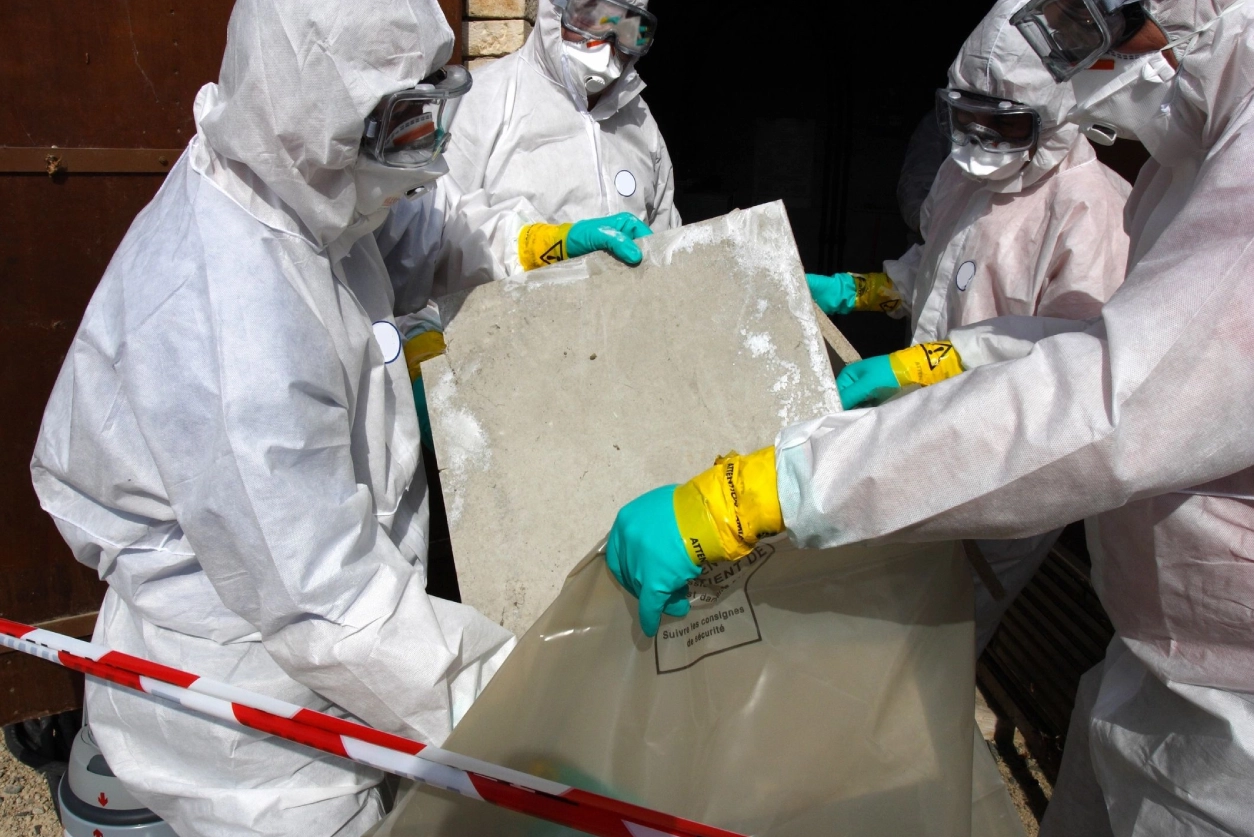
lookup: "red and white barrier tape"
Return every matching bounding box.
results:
[0,617,742,837]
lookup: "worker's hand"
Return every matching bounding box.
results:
[518,213,653,270]
[606,485,700,638]
[805,272,859,315]
[806,272,906,317]
[837,340,964,409]
[606,447,783,637]
[405,329,446,451]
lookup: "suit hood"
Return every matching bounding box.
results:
[192,0,454,247]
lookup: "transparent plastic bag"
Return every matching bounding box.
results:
[373,537,977,836]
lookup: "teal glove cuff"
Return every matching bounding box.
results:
[805,273,859,316]
[605,484,701,637]
[836,354,902,410]
[567,213,654,265]
[412,376,434,452]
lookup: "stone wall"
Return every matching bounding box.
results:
[464,0,537,70]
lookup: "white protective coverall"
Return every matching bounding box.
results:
[435,0,680,284]
[884,0,1132,653]
[776,0,1254,832]
[29,1,514,835]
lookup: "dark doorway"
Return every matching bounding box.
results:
[637,2,991,357]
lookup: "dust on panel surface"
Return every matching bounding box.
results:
[424,202,842,635]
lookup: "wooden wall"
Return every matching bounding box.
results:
[0,0,463,726]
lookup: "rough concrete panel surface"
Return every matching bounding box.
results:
[424,201,843,636]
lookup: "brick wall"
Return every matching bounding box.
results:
[464,0,537,70]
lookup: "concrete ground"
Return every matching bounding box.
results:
[0,742,61,836]
[977,689,1054,836]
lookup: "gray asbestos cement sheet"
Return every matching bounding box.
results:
[424,201,844,636]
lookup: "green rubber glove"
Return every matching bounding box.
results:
[518,213,653,270]
[567,213,653,263]
[837,354,901,409]
[605,485,700,637]
[806,272,859,316]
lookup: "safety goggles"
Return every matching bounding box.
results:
[936,89,1041,153]
[361,65,472,169]
[1011,0,1149,81]
[553,0,657,56]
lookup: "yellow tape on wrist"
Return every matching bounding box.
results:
[404,330,446,382]
[518,223,573,271]
[854,272,904,316]
[889,341,964,388]
[672,446,784,566]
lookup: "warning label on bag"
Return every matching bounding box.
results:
[654,543,773,674]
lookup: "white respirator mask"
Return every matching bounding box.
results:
[1068,52,1177,146]
[351,154,447,220]
[1067,1,1248,149]
[563,40,624,97]
[950,141,1030,181]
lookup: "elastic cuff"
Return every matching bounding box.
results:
[854,272,904,317]
[518,223,572,271]
[738,446,784,539]
[675,447,783,565]
[404,331,446,382]
[673,481,725,566]
[890,341,963,387]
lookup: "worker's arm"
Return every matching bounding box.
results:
[434,67,653,285]
[432,66,547,286]
[608,127,1254,635]
[947,314,1090,368]
[780,127,1254,550]
[805,272,907,317]
[516,213,653,271]
[881,244,922,314]
[836,340,964,409]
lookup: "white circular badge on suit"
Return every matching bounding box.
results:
[615,170,637,197]
[372,321,403,363]
[954,260,977,292]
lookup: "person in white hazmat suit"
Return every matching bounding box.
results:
[602,1,1254,834]
[27,1,519,834]
[435,0,680,285]
[807,2,1133,654]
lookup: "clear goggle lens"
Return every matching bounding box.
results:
[936,89,1040,153]
[560,0,656,55]
[1011,0,1146,81]
[363,65,471,168]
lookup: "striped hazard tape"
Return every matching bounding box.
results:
[0,618,742,837]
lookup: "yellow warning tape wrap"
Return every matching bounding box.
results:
[889,341,964,388]
[404,330,447,383]
[854,272,905,316]
[518,223,573,271]
[672,446,784,566]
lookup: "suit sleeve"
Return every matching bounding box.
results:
[777,124,1254,548]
